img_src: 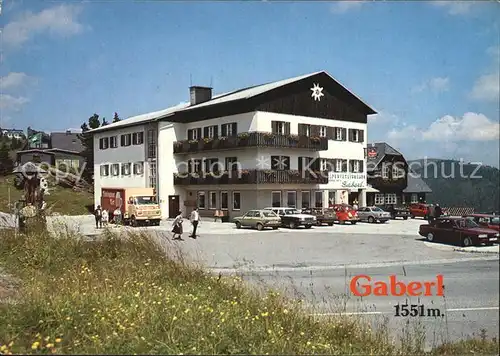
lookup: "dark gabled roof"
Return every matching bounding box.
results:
[50,132,84,153]
[89,70,377,134]
[366,142,404,170]
[403,170,432,193]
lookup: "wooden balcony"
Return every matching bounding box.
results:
[173,132,328,154]
[173,169,329,185]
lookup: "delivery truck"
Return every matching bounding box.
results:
[100,187,162,226]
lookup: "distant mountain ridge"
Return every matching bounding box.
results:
[407,159,499,213]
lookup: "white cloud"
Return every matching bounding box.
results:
[470,72,500,102]
[369,110,401,125]
[388,112,500,142]
[431,1,476,15]
[2,4,86,48]
[487,45,500,64]
[330,1,365,14]
[0,94,29,111]
[412,77,450,93]
[0,72,30,90]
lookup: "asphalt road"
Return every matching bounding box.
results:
[239,258,499,349]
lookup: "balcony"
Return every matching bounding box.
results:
[173,169,329,185]
[173,132,328,154]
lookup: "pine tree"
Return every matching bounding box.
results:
[112,112,121,123]
[0,143,13,176]
[78,114,101,182]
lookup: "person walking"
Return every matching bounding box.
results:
[435,204,443,219]
[172,211,184,240]
[102,209,109,227]
[94,205,102,229]
[428,204,435,223]
[113,207,122,225]
[190,207,200,239]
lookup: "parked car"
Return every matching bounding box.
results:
[330,204,359,225]
[357,206,392,223]
[263,207,316,229]
[301,207,336,226]
[378,205,410,220]
[418,217,499,247]
[409,203,430,219]
[463,214,500,232]
[233,209,281,231]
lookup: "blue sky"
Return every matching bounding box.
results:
[1,0,499,166]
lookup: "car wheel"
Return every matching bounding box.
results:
[462,236,473,247]
[235,221,242,229]
[368,216,375,223]
[305,225,312,229]
[404,216,408,220]
[340,220,346,225]
[410,215,415,219]
[328,222,334,226]
[272,227,278,230]
[316,220,322,226]
[424,215,428,220]
[351,221,357,225]
[256,223,263,231]
[289,221,296,229]
[426,232,434,242]
[131,215,137,227]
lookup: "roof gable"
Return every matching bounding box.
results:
[367,142,405,170]
[50,132,84,152]
[90,70,376,133]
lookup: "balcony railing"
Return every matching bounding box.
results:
[173,132,328,154]
[173,169,329,185]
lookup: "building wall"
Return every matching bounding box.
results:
[18,152,54,166]
[93,125,148,208]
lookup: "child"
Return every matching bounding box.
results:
[102,209,109,227]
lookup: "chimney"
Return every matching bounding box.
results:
[189,86,212,106]
[66,130,71,135]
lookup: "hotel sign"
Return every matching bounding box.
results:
[328,172,367,189]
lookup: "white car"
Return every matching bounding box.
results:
[263,207,316,229]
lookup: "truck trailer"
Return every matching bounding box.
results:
[100,187,162,226]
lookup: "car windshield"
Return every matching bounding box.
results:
[285,209,297,214]
[456,219,480,229]
[372,207,383,212]
[262,211,277,217]
[134,196,157,205]
[490,217,499,225]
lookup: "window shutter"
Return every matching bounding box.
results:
[326,127,334,139]
[187,130,193,140]
[213,125,218,138]
[284,122,291,135]
[221,124,227,137]
[120,135,124,146]
[349,129,355,142]
[99,139,103,149]
[310,125,319,136]
[359,130,364,142]
[298,124,305,136]
[298,157,303,171]
[203,127,209,138]
[196,128,202,139]
[349,160,353,172]
[271,121,277,133]
[341,128,347,141]
[271,156,278,170]
[231,123,238,136]
[342,159,348,172]
[359,160,364,173]
[284,156,290,170]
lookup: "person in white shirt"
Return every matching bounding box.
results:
[190,207,200,239]
[172,211,184,240]
[102,209,109,227]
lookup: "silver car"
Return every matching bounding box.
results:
[357,206,392,223]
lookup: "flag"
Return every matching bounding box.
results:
[29,132,42,143]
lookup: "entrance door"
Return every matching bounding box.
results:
[168,195,180,218]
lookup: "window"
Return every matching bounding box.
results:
[382,164,391,179]
[209,191,217,210]
[271,121,290,135]
[233,191,241,210]
[319,126,327,137]
[149,160,157,188]
[272,191,282,207]
[111,164,119,176]
[315,191,323,208]
[221,123,237,137]
[320,159,329,171]
[187,128,201,140]
[271,155,290,170]
[225,157,239,171]
[374,194,385,205]
[197,192,206,209]
[120,134,132,147]
[188,159,202,173]
[221,191,228,210]
[204,158,220,174]
[335,128,342,141]
[392,163,404,179]
[298,156,316,171]
[100,164,109,176]
[121,163,131,176]
[350,160,361,173]
[287,191,297,208]
[99,137,109,149]
[203,125,218,138]
[328,191,336,206]
[335,159,342,172]
[147,129,157,159]
[411,194,418,203]
[385,194,397,205]
[132,132,144,145]
[298,124,311,136]
[32,154,41,163]
[349,129,363,142]
[133,162,144,175]
[301,191,310,208]
[110,136,118,148]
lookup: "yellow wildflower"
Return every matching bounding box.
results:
[31,341,40,350]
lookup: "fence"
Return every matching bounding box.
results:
[443,207,475,216]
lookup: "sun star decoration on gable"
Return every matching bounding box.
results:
[310,83,324,102]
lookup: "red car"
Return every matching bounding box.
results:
[409,203,430,219]
[419,217,499,247]
[331,204,359,225]
[463,214,500,232]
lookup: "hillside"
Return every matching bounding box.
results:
[0,175,93,216]
[408,159,500,213]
